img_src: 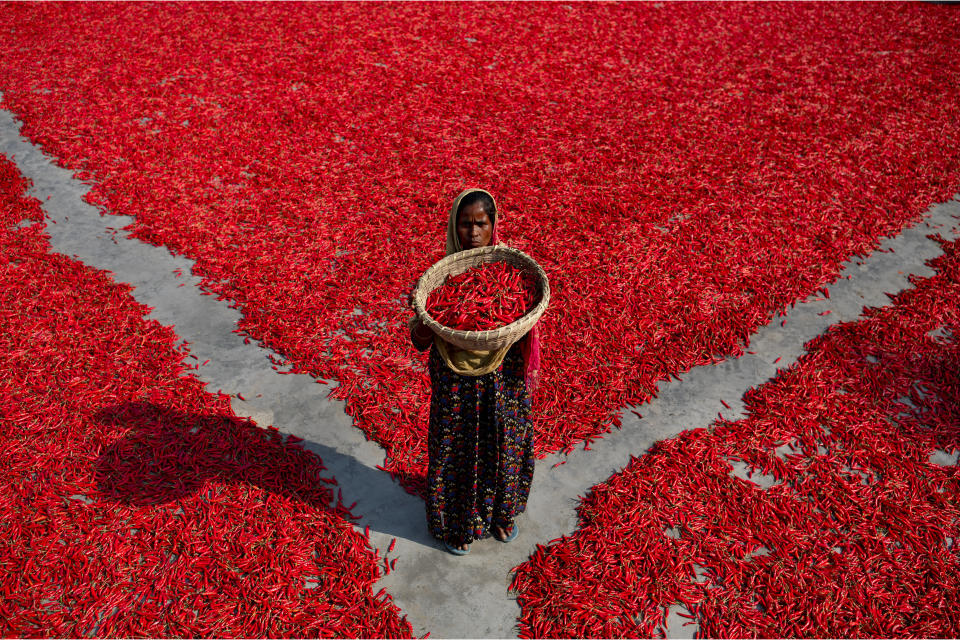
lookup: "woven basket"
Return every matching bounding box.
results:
[412,245,550,351]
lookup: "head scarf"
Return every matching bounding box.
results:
[445,188,500,255]
[438,188,542,393]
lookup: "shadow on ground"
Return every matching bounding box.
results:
[93,401,434,545]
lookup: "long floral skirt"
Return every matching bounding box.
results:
[425,341,535,546]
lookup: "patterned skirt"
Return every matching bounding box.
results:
[425,341,535,546]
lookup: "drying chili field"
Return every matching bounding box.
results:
[511,235,960,638]
[0,154,412,637]
[2,2,960,638]
[1,2,959,495]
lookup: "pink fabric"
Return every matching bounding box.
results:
[489,211,540,395]
[521,323,541,394]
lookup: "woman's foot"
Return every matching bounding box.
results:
[443,539,470,555]
[493,523,518,543]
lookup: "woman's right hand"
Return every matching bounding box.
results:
[409,315,434,351]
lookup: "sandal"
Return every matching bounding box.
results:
[496,523,519,543]
[443,540,470,556]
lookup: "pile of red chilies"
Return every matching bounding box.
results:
[0,155,413,638]
[510,236,960,638]
[426,261,536,332]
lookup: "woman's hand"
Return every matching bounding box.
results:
[409,315,434,351]
[406,280,433,350]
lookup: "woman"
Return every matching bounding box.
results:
[409,188,540,555]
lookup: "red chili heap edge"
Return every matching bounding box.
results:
[426,262,536,332]
[510,236,960,638]
[0,156,412,637]
[1,4,959,495]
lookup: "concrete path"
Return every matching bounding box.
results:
[2,103,958,638]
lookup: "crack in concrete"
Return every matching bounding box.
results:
[2,103,958,638]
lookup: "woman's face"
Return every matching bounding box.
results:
[457,202,493,250]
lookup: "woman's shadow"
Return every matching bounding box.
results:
[93,401,434,544]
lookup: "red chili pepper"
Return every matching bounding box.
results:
[426,262,536,331]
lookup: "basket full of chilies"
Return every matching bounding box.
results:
[412,245,550,351]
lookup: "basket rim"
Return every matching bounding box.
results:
[412,245,550,343]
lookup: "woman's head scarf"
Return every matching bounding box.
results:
[441,188,541,393]
[446,188,500,255]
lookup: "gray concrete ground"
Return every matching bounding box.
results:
[2,103,958,638]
